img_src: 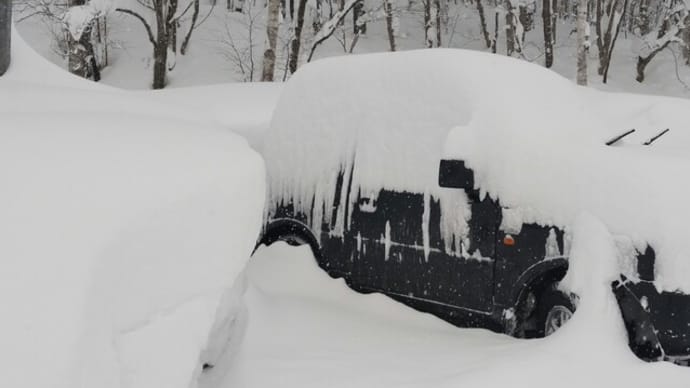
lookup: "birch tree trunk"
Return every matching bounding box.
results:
[435,0,442,46]
[262,0,281,81]
[505,0,517,55]
[576,0,589,85]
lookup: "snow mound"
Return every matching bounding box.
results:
[0,110,264,388]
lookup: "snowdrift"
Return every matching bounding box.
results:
[0,33,265,388]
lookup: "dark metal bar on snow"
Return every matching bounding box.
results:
[643,128,670,146]
[605,129,636,146]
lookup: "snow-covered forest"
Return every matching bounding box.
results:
[13,0,690,95]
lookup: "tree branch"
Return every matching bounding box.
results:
[307,0,359,62]
[116,8,157,47]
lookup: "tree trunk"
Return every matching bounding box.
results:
[353,0,366,34]
[683,15,690,65]
[262,0,281,81]
[424,0,432,47]
[153,1,169,89]
[168,0,178,54]
[288,0,309,73]
[435,0,442,46]
[384,0,397,51]
[636,38,671,82]
[543,0,554,67]
[0,0,10,76]
[505,0,517,55]
[492,9,499,53]
[476,0,492,48]
[602,0,627,83]
[181,0,200,55]
[595,0,605,75]
[576,0,588,85]
[552,0,558,40]
[637,0,649,35]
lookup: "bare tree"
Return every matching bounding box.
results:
[116,0,194,88]
[476,0,492,48]
[384,0,396,51]
[216,6,260,81]
[181,0,200,55]
[288,0,308,74]
[262,0,281,80]
[543,0,555,66]
[505,0,520,55]
[423,0,440,47]
[307,0,359,61]
[576,0,589,85]
[635,0,688,82]
[595,0,628,82]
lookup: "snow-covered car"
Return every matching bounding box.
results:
[0,32,265,388]
[258,49,690,364]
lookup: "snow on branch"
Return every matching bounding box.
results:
[307,0,360,62]
[63,0,114,40]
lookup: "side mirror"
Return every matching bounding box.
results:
[438,159,475,190]
[637,245,655,282]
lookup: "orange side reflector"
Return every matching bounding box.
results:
[503,235,516,246]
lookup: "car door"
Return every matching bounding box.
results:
[349,188,497,313]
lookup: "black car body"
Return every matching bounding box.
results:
[258,49,690,364]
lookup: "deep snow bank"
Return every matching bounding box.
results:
[0,35,266,388]
[0,113,264,388]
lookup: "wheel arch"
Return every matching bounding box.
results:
[512,258,570,309]
[254,218,322,260]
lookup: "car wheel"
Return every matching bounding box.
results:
[537,287,575,337]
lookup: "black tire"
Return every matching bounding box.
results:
[535,287,575,337]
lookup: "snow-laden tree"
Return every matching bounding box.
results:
[63,0,111,80]
[635,0,689,82]
[63,0,198,88]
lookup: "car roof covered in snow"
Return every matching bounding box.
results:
[265,49,690,293]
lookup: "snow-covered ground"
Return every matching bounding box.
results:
[201,241,690,388]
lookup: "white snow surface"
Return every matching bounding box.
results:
[203,240,690,388]
[0,33,265,388]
